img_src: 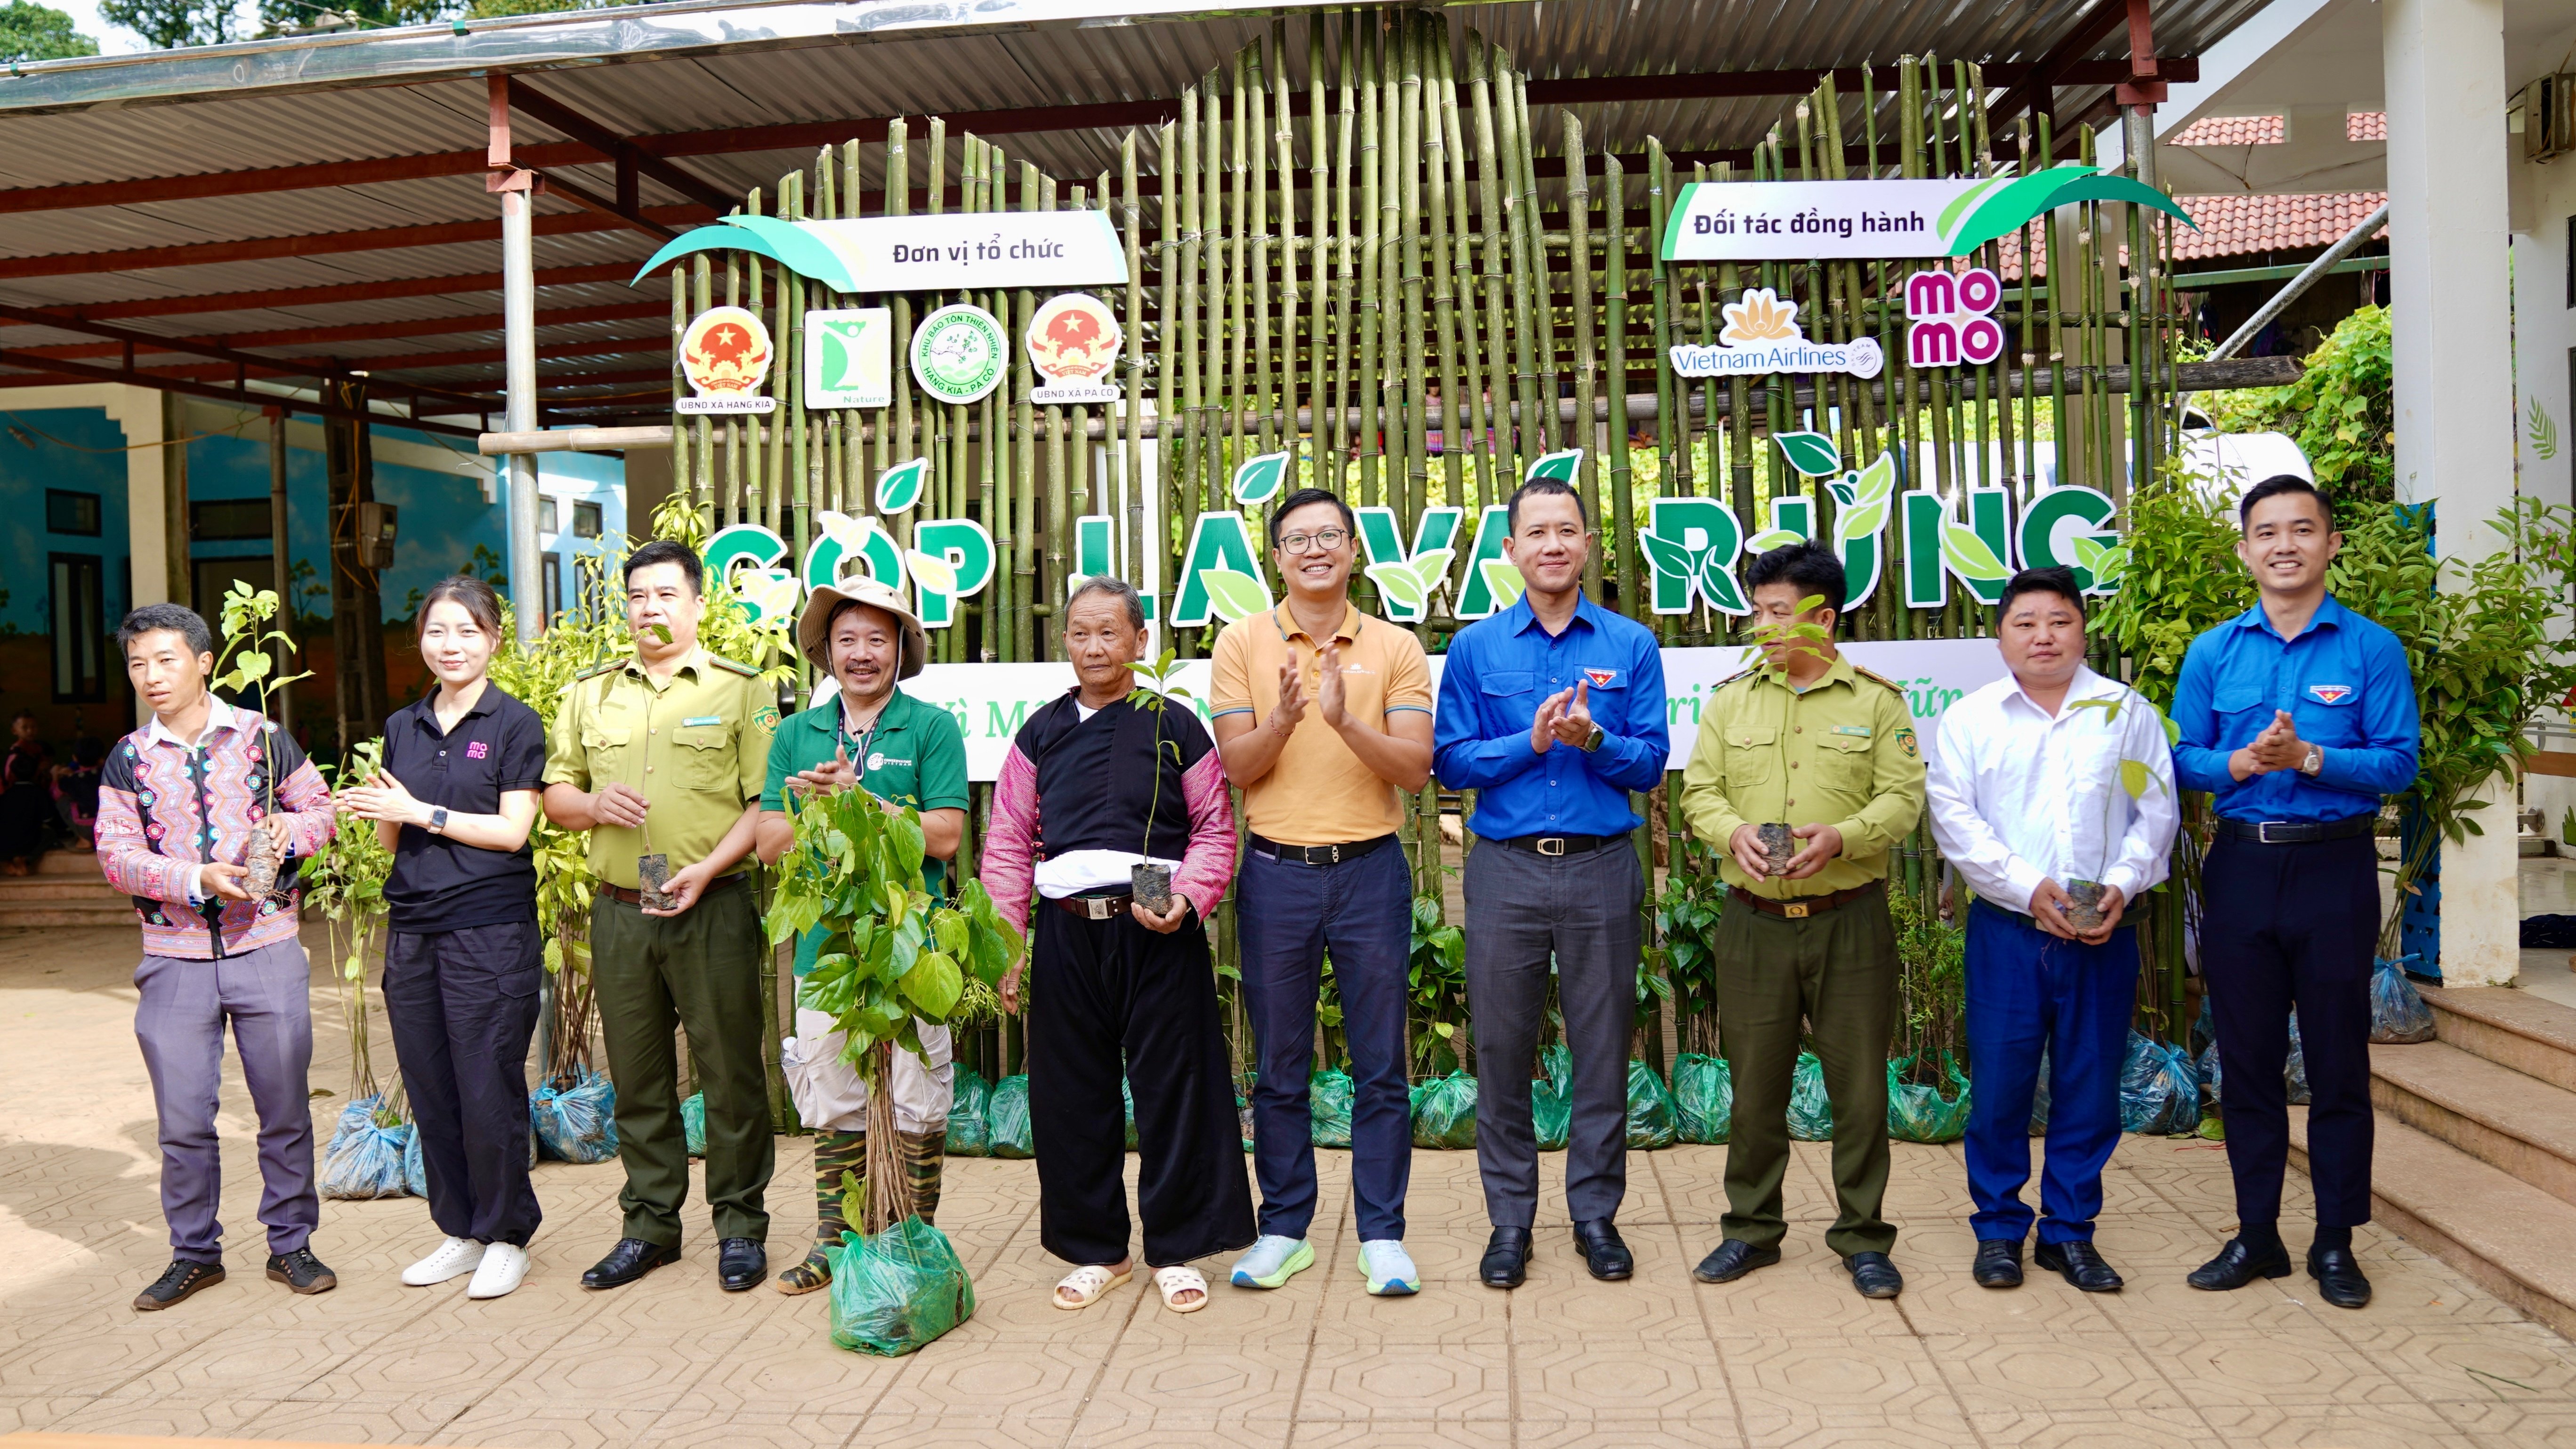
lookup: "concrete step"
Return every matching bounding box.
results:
[2290,1109,2576,1340]
[34,849,102,876]
[0,875,129,903]
[0,903,140,927]
[2367,1039,2576,1209]
[2423,984,2576,1093]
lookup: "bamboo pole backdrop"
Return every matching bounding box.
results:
[661,17,2212,1085]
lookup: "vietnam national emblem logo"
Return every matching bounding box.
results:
[1026,292,1123,404]
[678,306,779,415]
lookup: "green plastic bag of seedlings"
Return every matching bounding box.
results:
[1309,1068,1356,1149]
[1122,1075,1139,1151]
[1411,1071,1478,1150]
[1787,1051,1835,1141]
[1532,1077,1571,1151]
[681,1092,707,1159]
[945,1068,992,1158]
[1886,1056,1972,1143]
[1671,1053,1733,1144]
[1625,1059,1678,1150]
[986,1074,1035,1159]
[1543,1041,1572,1099]
[826,1220,976,1357]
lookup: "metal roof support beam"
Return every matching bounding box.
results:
[0,298,498,410]
[0,205,706,280]
[5,300,667,357]
[33,265,637,323]
[1987,0,2133,142]
[506,75,738,214]
[0,347,487,437]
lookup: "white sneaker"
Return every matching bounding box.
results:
[466,1243,529,1299]
[401,1236,485,1287]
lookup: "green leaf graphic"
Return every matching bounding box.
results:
[2086,545,2130,587]
[1364,562,1428,613]
[1938,521,2012,582]
[1479,558,1526,608]
[1232,451,1292,504]
[875,457,929,514]
[1637,531,1700,580]
[1200,567,1273,622]
[1773,432,1841,477]
[2071,536,2109,573]
[1832,499,1890,547]
[1696,548,1743,611]
[1745,528,1803,554]
[905,549,959,594]
[1935,172,2011,241]
[1853,451,1898,506]
[1410,547,1455,602]
[1525,448,1583,484]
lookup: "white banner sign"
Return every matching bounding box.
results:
[800,212,1129,292]
[836,639,2010,782]
[1663,178,1979,260]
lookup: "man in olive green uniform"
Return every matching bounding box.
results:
[1678,541,1926,1300]
[543,539,780,1293]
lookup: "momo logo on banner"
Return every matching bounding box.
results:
[677,306,778,415]
[1905,267,2004,369]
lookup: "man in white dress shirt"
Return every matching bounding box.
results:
[1926,567,2178,1294]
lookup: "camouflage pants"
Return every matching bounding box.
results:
[812,1127,946,1242]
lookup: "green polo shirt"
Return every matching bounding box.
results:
[761,686,971,975]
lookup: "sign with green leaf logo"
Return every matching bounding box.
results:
[803,307,891,409]
[875,457,929,515]
[909,303,1006,405]
[1232,451,1292,505]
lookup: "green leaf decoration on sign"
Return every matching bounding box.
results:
[1695,548,1738,609]
[2531,396,2560,461]
[2087,545,2130,587]
[1364,562,1429,613]
[1409,547,1455,600]
[876,457,930,515]
[1200,567,1273,622]
[1745,528,1803,554]
[1934,172,2012,242]
[735,568,801,627]
[1833,497,1890,547]
[1637,530,1700,580]
[1232,451,1292,504]
[1773,432,1841,477]
[1938,521,2012,582]
[905,549,959,595]
[1478,558,1526,608]
[1852,451,1898,506]
[1525,448,1583,484]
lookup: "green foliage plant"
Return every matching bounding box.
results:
[0,0,95,60]
[305,738,398,1118]
[2191,306,2394,508]
[211,582,316,821]
[1889,871,1966,1073]
[1405,886,1468,1075]
[1647,835,1727,1055]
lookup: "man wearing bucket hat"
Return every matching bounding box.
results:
[754,578,970,1295]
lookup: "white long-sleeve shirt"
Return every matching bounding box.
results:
[1926,663,2179,915]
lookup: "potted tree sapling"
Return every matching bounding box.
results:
[1124,649,1195,913]
[209,582,315,900]
[2062,694,2173,934]
[1746,593,1838,877]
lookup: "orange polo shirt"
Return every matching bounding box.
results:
[1210,601,1435,848]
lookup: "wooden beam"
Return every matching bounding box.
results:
[0,205,707,280]
[0,347,487,437]
[2526,752,2576,780]
[1,301,668,357]
[38,265,635,323]
[0,298,498,408]
[1988,0,2134,129]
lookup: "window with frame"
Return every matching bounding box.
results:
[538,496,559,536]
[45,490,100,537]
[573,500,603,539]
[50,554,105,703]
[190,498,272,541]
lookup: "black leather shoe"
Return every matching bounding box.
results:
[1572,1219,1633,1281]
[1843,1251,1904,1299]
[1690,1239,1780,1284]
[1971,1239,2023,1288]
[1479,1227,1532,1289]
[2307,1246,2372,1309]
[2034,1239,2123,1293]
[2186,1237,2293,1291]
[265,1248,338,1295]
[718,1238,767,1292]
[582,1237,681,1290]
[133,1258,224,1312]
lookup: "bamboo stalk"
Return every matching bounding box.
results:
[1356,20,1385,508]
[1514,72,1560,456]
[1307,18,1331,491]
[1332,16,1357,477]
[1122,133,1147,604]
[1563,110,1600,596]
[1398,15,1430,533]
[1605,152,1635,616]
[1425,22,1464,526]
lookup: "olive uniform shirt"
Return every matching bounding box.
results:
[542,645,779,890]
[761,687,971,977]
[1677,651,1927,899]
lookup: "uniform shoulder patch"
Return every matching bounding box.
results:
[751,701,781,733]
[1851,664,1907,695]
[1709,665,1760,692]
[707,654,760,678]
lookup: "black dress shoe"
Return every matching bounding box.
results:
[133,1258,224,1312]
[2307,1246,2372,1309]
[1843,1251,1904,1299]
[266,1248,338,1295]
[583,1237,681,1289]
[2186,1237,2293,1291]
[1480,1226,1532,1289]
[1971,1239,2023,1288]
[2034,1239,2123,1293]
[718,1238,767,1292]
[1690,1239,1781,1284]
[1572,1219,1633,1281]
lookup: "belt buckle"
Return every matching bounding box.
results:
[2257,821,2290,845]
[1537,837,1566,857]
[1325,845,1342,865]
[1783,902,1810,919]
[1084,897,1115,920]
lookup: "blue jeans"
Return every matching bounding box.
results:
[1964,901,2137,1245]
[1236,839,1413,1242]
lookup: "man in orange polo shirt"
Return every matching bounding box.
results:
[1211,487,1437,1297]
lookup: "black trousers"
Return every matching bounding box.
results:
[2201,832,2378,1232]
[383,921,544,1247]
[1029,903,1255,1268]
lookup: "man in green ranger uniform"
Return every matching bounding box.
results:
[542,539,780,1293]
[754,579,970,1294]
[1678,540,1927,1301]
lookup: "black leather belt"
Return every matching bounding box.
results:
[1496,832,1621,857]
[2214,816,2375,845]
[1732,879,1883,920]
[1055,892,1133,920]
[602,871,747,907]
[1248,832,1397,866]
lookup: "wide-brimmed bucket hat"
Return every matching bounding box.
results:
[797,578,929,680]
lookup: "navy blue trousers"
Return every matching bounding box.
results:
[383,922,544,1248]
[1237,840,1413,1242]
[2201,833,2378,1231]
[1964,901,2136,1246]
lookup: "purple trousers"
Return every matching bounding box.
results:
[132,938,319,1263]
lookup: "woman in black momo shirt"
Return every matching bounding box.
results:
[343,575,549,1300]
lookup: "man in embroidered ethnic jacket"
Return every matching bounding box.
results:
[99,604,339,1312]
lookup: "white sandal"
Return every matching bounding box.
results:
[1153,1265,1211,1314]
[1052,1263,1132,1310]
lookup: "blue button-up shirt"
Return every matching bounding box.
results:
[1433,593,1669,838]
[2170,594,2419,823]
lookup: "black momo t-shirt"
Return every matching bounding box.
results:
[381,684,547,933]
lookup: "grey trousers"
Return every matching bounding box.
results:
[1463,837,1646,1228]
[132,938,319,1263]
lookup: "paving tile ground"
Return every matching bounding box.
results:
[2,920,2571,1448]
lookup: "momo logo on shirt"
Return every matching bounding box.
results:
[1583,668,1621,688]
[2307,684,2354,705]
[464,740,489,760]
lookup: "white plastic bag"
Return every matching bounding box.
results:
[783,1007,954,1134]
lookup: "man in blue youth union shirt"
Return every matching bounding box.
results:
[1433,477,1667,1292]
[2168,474,2419,1312]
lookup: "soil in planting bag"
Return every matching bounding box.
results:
[944,1068,993,1158]
[1411,1071,1478,1150]
[2027,1047,2052,1137]
[2284,1014,2312,1106]
[681,1092,707,1159]
[1788,1052,1835,1141]
[1670,1053,1733,1144]
[2118,1032,2199,1136]
[1886,1056,1972,1143]
[986,1074,1034,1159]
[826,1219,977,1357]
[1543,1042,1572,1100]
[1626,1059,1678,1150]
[2369,956,2438,1044]
[321,1096,413,1200]
[532,1068,619,1163]
[1532,1077,1571,1151]
[1310,1068,1356,1149]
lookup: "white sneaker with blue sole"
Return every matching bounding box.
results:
[1229,1234,1314,1288]
[1357,1239,1420,1296]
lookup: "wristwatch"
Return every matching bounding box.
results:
[428,806,451,835]
[2300,743,2324,777]
[1581,723,1607,754]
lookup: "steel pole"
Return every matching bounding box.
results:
[2207,200,2391,364]
[267,408,295,735]
[501,185,543,643]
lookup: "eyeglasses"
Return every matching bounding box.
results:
[1278,528,1350,555]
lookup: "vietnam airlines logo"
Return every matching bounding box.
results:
[2308,684,2354,705]
[1584,668,1620,688]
